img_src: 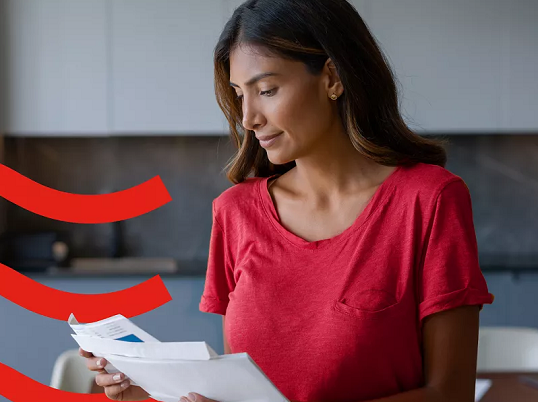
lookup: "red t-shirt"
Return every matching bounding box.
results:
[199,162,493,402]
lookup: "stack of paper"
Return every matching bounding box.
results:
[68,314,289,402]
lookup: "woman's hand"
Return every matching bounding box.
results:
[180,393,219,402]
[80,347,150,401]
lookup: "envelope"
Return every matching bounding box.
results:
[70,335,289,402]
[106,353,288,402]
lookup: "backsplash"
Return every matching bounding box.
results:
[443,135,538,268]
[1,134,537,270]
[0,136,235,265]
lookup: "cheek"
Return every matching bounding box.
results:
[273,89,330,136]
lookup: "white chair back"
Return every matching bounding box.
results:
[478,327,538,372]
[50,349,96,393]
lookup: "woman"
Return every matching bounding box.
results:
[81,0,494,401]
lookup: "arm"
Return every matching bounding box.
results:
[222,315,232,354]
[361,305,480,402]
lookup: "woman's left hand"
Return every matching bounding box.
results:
[179,392,219,402]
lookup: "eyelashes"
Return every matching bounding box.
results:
[260,89,276,97]
[235,88,277,101]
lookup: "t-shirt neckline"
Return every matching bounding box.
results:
[258,165,403,250]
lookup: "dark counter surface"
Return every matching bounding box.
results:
[17,259,208,278]
[13,254,538,278]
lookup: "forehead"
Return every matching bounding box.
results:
[229,44,302,83]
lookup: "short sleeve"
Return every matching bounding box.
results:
[418,179,494,322]
[199,200,236,315]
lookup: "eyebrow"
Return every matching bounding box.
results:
[229,72,280,88]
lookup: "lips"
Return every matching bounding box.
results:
[256,132,282,141]
[257,132,283,148]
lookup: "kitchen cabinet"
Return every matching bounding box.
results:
[1,0,109,136]
[110,0,229,135]
[503,0,538,131]
[2,0,536,136]
[366,0,505,133]
[1,0,229,136]
[362,0,538,134]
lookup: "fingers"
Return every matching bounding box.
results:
[80,348,132,399]
[180,393,215,402]
[103,380,131,399]
[95,372,130,390]
[79,347,94,358]
[80,347,107,373]
[85,356,108,372]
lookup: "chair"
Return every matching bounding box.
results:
[50,349,97,393]
[477,327,538,372]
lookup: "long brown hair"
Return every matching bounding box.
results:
[214,0,447,184]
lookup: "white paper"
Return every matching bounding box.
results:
[68,313,288,402]
[105,353,289,402]
[68,313,159,385]
[72,335,218,360]
[475,379,492,401]
[68,313,158,342]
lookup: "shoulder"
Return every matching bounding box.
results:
[398,162,467,199]
[392,163,474,237]
[212,176,267,220]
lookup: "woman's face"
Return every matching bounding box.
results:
[229,44,343,165]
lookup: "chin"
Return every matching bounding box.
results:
[266,151,294,166]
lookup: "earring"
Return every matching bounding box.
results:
[330,94,338,100]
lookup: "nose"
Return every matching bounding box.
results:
[241,98,264,132]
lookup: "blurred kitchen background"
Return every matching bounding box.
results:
[0,0,537,397]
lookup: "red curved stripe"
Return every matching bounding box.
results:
[0,263,172,322]
[0,362,151,402]
[0,164,172,223]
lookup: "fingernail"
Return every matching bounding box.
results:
[180,398,189,402]
[96,359,103,367]
[188,393,197,401]
[113,374,122,382]
[120,380,130,388]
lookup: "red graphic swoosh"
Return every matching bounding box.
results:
[0,263,172,321]
[0,362,151,402]
[0,164,172,223]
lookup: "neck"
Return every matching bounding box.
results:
[290,129,388,204]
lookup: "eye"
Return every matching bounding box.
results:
[260,88,277,97]
[235,88,277,101]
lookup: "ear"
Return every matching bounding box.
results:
[323,58,344,98]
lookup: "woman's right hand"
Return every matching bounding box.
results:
[80,347,150,401]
